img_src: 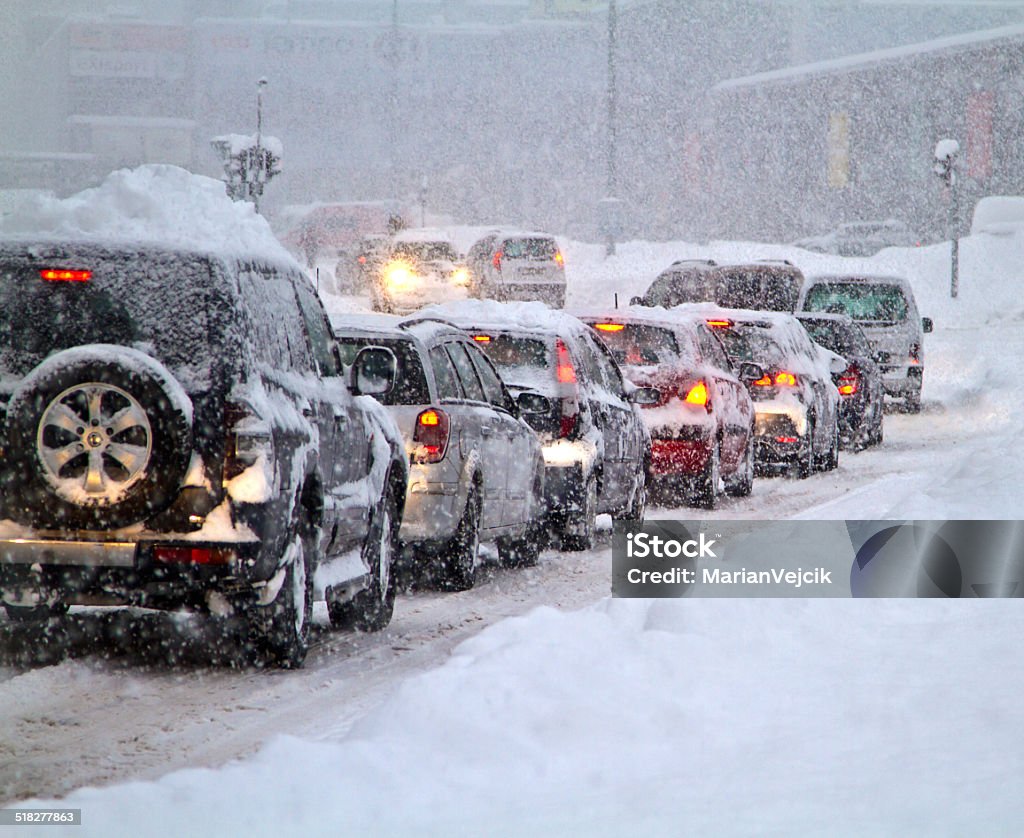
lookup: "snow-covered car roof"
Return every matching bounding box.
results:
[803,273,914,290]
[421,299,589,340]
[573,305,702,332]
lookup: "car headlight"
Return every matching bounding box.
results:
[383,260,417,293]
[451,267,470,287]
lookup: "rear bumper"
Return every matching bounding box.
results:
[0,535,266,609]
[881,364,922,397]
[752,411,809,465]
[399,480,462,543]
[650,436,712,476]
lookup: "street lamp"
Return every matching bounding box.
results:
[933,138,960,298]
[603,0,618,257]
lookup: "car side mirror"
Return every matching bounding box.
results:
[629,386,660,406]
[737,362,765,382]
[629,295,644,306]
[350,346,396,396]
[516,391,551,416]
[922,317,933,333]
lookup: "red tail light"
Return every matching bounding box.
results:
[154,546,235,565]
[774,371,798,386]
[909,343,921,364]
[358,255,367,264]
[41,268,91,282]
[706,319,733,329]
[752,374,773,387]
[683,380,710,410]
[556,339,577,384]
[472,334,491,342]
[837,366,860,396]
[559,407,578,439]
[492,250,503,270]
[554,251,564,266]
[413,407,450,464]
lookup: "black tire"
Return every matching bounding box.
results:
[822,421,840,471]
[249,520,316,669]
[5,348,192,530]
[435,486,481,591]
[796,419,815,479]
[497,521,542,569]
[3,602,69,623]
[905,390,922,414]
[692,441,720,509]
[560,474,597,552]
[725,434,755,497]
[328,487,398,631]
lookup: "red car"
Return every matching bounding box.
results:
[578,308,762,508]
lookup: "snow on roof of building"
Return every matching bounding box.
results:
[0,164,297,266]
[713,22,1024,92]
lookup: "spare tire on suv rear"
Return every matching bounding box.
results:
[4,345,193,530]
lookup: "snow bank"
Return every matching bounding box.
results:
[0,165,295,265]
[21,598,1024,836]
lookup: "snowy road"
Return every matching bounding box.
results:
[0,392,982,806]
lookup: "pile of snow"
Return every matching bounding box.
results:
[0,165,295,265]
[21,598,1024,835]
[970,195,1024,237]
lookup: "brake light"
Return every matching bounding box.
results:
[774,371,797,386]
[776,436,799,444]
[554,251,564,266]
[41,268,91,282]
[752,374,773,387]
[909,343,921,364]
[493,250,503,270]
[594,323,625,332]
[560,408,578,439]
[683,380,709,408]
[472,334,491,342]
[413,407,450,464]
[556,339,577,384]
[706,319,733,328]
[154,546,235,565]
[837,366,860,396]
[358,255,367,264]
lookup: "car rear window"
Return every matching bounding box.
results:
[588,323,680,366]
[646,270,713,306]
[800,320,870,357]
[714,268,801,312]
[803,283,909,322]
[335,335,430,405]
[471,334,550,370]
[501,238,557,259]
[0,252,222,388]
[392,241,458,262]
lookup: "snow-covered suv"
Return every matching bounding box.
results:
[0,239,408,668]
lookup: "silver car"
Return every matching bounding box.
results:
[465,230,566,308]
[799,274,933,412]
[331,315,548,590]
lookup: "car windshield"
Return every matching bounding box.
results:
[588,323,680,366]
[0,251,221,389]
[502,238,557,259]
[334,336,430,405]
[392,241,457,262]
[804,282,909,322]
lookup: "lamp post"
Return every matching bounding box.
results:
[254,77,268,214]
[604,0,618,257]
[933,138,960,298]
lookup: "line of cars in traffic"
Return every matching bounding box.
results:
[347,228,568,313]
[0,226,933,670]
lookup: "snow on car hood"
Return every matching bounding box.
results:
[0,164,296,266]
